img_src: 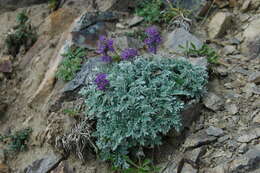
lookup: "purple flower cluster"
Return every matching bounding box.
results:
[121,48,138,60]
[144,26,162,54]
[94,73,109,91]
[97,36,114,63]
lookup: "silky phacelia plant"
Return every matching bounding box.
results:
[97,36,114,63]
[144,26,161,54]
[80,56,208,168]
[94,73,110,91]
[121,48,138,60]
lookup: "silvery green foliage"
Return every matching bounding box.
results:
[80,56,208,168]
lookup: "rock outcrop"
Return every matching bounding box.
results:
[0,0,48,11]
[208,12,233,39]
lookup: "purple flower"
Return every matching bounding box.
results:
[144,26,161,54]
[97,36,115,63]
[101,55,112,63]
[94,73,109,91]
[97,36,115,55]
[121,48,138,60]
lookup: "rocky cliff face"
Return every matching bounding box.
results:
[0,0,259,173]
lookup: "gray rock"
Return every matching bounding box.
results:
[181,101,202,128]
[0,0,47,10]
[236,127,260,143]
[226,140,240,152]
[208,163,228,173]
[71,12,119,50]
[0,56,12,73]
[127,16,144,27]
[215,66,228,77]
[162,152,184,173]
[188,57,208,70]
[224,82,233,89]
[222,45,238,55]
[244,83,260,95]
[0,102,7,118]
[232,67,250,75]
[0,149,5,164]
[203,92,224,111]
[72,12,119,32]
[24,153,63,173]
[181,163,197,173]
[96,0,135,11]
[185,147,206,164]
[243,83,257,97]
[252,101,260,109]
[253,112,260,124]
[50,161,73,173]
[252,86,260,95]
[224,92,241,100]
[239,14,251,23]
[241,0,252,12]
[238,143,249,154]
[59,0,94,13]
[184,130,217,149]
[225,104,239,115]
[164,28,203,54]
[211,150,232,160]
[218,135,230,143]
[61,0,135,12]
[114,36,144,51]
[229,144,260,173]
[208,12,233,39]
[250,0,260,11]
[162,163,178,173]
[241,18,260,55]
[248,71,260,84]
[63,58,103,92]
[228,38,241,45]
[206,126,224,137]
[116,23,126,29]
[249,168,260,173]
[247,37,260,59]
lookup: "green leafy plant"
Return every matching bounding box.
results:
[136,0,190,24]
[5,11,37,56]
[180,42,219,64]
[63,109,80,117]
[49,0,58,10]
[112,54,121,62]
[136,0,163,23]
[80,56,208,168]
[56,47,86,81]
[16,11,29,24]
[0,128,32,152]
[113,158,161,173]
